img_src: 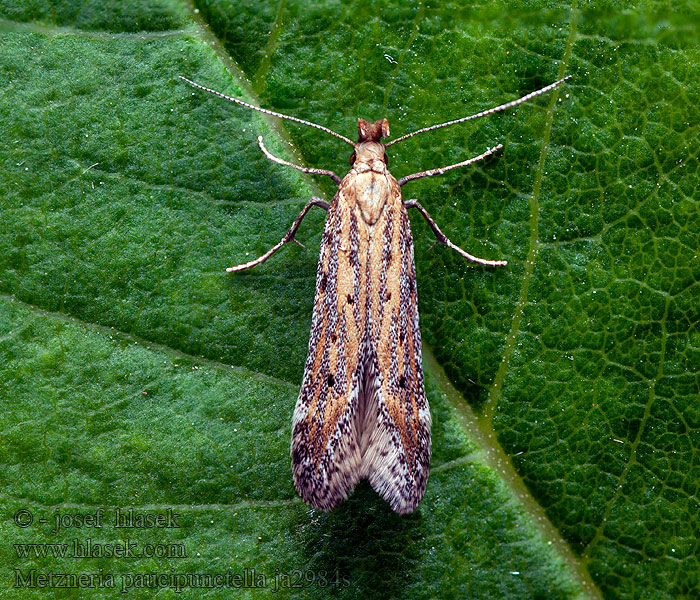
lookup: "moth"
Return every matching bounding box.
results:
[180,74,570,513]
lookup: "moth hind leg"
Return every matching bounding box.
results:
[227,196,329,272]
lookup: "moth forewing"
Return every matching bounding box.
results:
[180,75,570,513]
[291,141,430,512]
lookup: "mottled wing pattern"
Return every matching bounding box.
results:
[291,176,365,511]
[291,170,430,514]
[361,176,431,513]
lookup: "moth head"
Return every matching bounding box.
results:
[352,118,390,165]
[357,118,390,143]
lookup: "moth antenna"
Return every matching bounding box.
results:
[179,76,355,146]
[386,75,571,147]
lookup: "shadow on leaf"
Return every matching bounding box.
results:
[300,481,425,598]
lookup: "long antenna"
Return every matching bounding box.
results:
[179,76,355,147]
[385,75,571,147]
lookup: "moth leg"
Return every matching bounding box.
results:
[404,199,507,266]
[227,196,330,272]
[257,136,342,185]
[397,144,503,187]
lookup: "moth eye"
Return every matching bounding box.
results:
[327,373,335,387]
[346,294,353,305]
[399,375,407,388]
[349,151,356,165]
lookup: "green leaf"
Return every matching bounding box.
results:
[1,2,698,599]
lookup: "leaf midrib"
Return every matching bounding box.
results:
[484,3,579,425]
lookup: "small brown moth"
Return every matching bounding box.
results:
[180,74,570,513]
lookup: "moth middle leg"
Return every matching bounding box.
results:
[404,199,507,267]
[227,197,330,272]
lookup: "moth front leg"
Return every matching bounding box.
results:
[404,199,507,267]
[257,136,342,184]
[397,144,502,187]
[227,196,330,272]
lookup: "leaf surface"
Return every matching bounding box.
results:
[1,2,698,598]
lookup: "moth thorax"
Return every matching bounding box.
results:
[354,141,386,165]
